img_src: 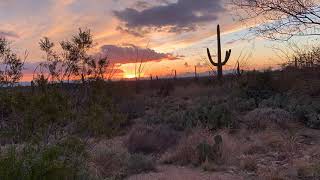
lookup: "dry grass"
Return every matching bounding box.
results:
[238,129,300,163]
[161,129,247,167]
[244,108,294,130]
[89,146,128,179]
[240,155,258,172]
[160,128,213,165]
[294,159,320,179]
[218,130,247,166]
[257,167,287,180]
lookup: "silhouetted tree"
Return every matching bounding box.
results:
[60,28,95,84]
[36,28,110,84]
[231,0,320,40]
[39,37,64,83]
[0,38,25,87]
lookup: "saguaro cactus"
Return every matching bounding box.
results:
[207,25,231,80]
[194,66,198,79]
[236,61,242,77]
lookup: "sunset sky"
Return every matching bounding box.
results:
[0,0,316,81]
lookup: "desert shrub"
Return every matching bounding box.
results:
[297,163,320,179]
[244,108,294,130]
[126,124,179,154]
[126,154,156,175]
[257,167,286,180]
[240,70,276,106]
[161,129,242,167]
[295,106,320,129]
[184,103,237,130]
[197,135,223,165]
[118,95,145,120]
[0,137,89,180]
[228,97,256,112]
[146,98,236,131]
[287,96,320,129]
[0,84,128,143]
[157,81,174,97]
[259,94,289,109]
[77,84,129,137]
[0,90,74,143]
[290,77,320,97]
[91,149,155,179]
[240,155,258,172]
[78,100,127,137]
[145,100,189,131]
[244,144,267,155]
[161,129,213,166]
[91,148,128,179]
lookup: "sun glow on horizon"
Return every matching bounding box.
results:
[124,73,136,79]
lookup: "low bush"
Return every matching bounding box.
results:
[287,96,320,129]
[0,85,128,143]
[229,97,256,112]
[184,103,237,130]
[239,70,277,106]
[148,103,237,131]
[90,148,155,179]
[127,154,156,175]
[126,124,179,154]
[90,148,128,179]
[118,95,145,120]
[297,163,320,179]
[0,137,89,180]
[259,94,289,109]
[244,108,294,130]
[0,90,74,143]
[161,129,213,166]
[240,155,258,172]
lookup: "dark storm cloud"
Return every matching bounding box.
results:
[99,44,181,64]
[0,30,19,38]
[114,0,224,36]
[134,1,152,9]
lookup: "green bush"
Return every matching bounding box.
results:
[91,148,128,179]
[259,94,289,109]
[298,162,320,179]
[0,90,74,143]
[0,85,128,143]
[91,149,155,179]
[286,96,320,129]
[127,154,155,175]
[240,70,276,106]
[146,98,236,131]
[185,103,236,130]
[228,97,256,112]
[0,137,89,180]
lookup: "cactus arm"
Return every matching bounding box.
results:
[207,48,219,66]
[222,49,231,65]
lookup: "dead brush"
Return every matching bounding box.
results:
[257,167,287,180]
[244,108,294,131]
[240,155,258,172]
[89,147,128,179]
[125,124,179,154]
[161,129,247,167]
[160,128,213,165]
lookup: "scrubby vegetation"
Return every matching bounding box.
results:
[2,65,320,179]
[0,26,320,179]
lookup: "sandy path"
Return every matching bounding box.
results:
[127,165,245,180]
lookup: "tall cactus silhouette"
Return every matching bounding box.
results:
[207,25,231,80]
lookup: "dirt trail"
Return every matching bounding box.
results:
[127,165,245,180]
